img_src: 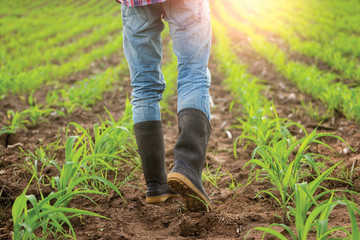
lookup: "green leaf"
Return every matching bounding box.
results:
[253,226,288,240]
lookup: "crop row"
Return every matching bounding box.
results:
[283,0,360,34]
[228,0,360,81]
[215,1,360,122]
[0,1,123,98]
[1,0,115,45]
[2,12,119,60]
[2,21,121,75]
[274,0,360,58]
[212,17,360,239]
[1,32,125,97]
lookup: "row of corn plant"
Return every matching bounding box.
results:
[2,20,122,75]
[0,32,124,97]
[46,60,129,114]
[245,0,360,57]
[270,0,360,59]
[12,100,139,239]
[0,93,62,135]
[2,11,118,60]
[1,59,128,135]
[212,16,359,238]
[214,1,360,122]
[280,0,360,35]
[0,0,122,98]
[1,0,114,45]
[228,0,360,81]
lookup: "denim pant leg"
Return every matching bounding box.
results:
[121,4,165,124]
[163,0,212,121]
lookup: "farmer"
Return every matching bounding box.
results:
[118,0,213,211]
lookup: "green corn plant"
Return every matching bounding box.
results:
[337,162,360,188]
[233,106,302,156]
[66,99,138,169]
[300,100,332,122]
[226,172,243,192]
[5,19,121,74]
[12,120,136,238]
[202,163,224,189]
[59,101,138,193]
[50,135,125,202]
[46,62,129,114]
[244,128,351,224]
[3,30,124,96]
[0,110,29,135]
[247,182,360,240]
[347,199,360,240]
[18,146,56,192]
[12,177,107,239]
[21,92,58,128]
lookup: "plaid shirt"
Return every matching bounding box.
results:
[117,0,166,7]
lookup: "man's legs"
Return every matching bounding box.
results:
[163,0,213,211]
[121,4,178,203]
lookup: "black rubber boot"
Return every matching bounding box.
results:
[167,109,213,211]
[134,121,178,203]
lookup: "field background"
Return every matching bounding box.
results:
[1,0,360,239]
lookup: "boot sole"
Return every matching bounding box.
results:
[146,193,179,204]
[167,172,213,211]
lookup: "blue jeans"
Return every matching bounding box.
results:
[121,0,212,124]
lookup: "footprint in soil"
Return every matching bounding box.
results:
[179,218,201,237]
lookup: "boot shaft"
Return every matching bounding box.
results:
[174,108,211,176]
[134,121,167,184]
[168,108,213,211]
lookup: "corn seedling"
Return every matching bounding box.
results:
[50,135,125,201]
[56,100,139,193]
[12,112,137,239]
[226,172,244,192]
[337,162,360,188]
[233,106,302,155]
[202,163,224,189]
[12,177,107,239]
[300,100,332,122]
[0,110,29,135]
[245,128,350,224]
[19,146,56,191]
[248,182,360,240]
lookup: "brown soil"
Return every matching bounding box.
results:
[1,3,360,240]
